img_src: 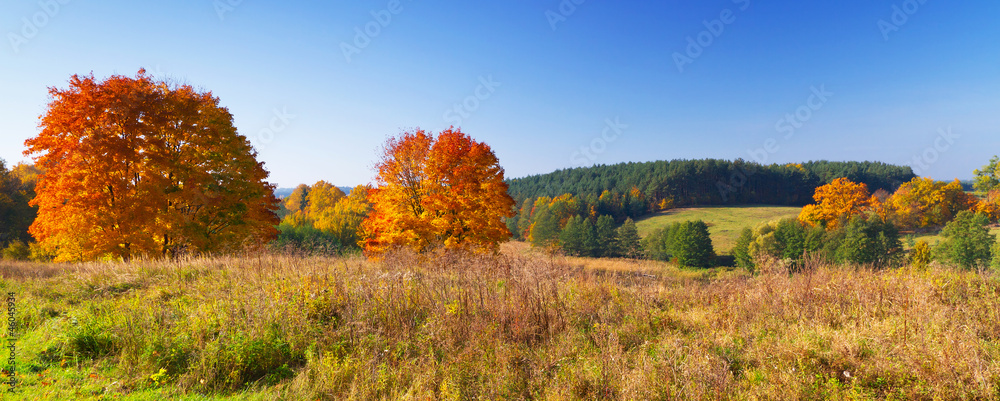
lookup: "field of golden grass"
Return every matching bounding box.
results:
[2,246,1000,400]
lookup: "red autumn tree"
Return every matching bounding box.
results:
[362,128,515,254]
[24,70,279,261]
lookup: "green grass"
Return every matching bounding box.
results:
[634,205,802,253]
[901,226,1000,249]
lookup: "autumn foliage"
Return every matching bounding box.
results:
[24,70,279,261]
[799,175,983,233]
[885,178,977,229]
[976,189,1000,223]
[798,178,874,230]
[281,182,371,248]
[362,128,515,254]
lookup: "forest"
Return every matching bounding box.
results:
[507,159,916,212]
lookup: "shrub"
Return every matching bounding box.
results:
[910,240,932,270]
[735,219,825,271]
[732,228,754,270]
[1,240,30,260]
[644,220,715,267]
[936,211,995,269]
[29,241,56,262]
[833,214,903,269]
[270,222,344,255]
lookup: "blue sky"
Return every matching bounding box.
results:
[2,0,998,188]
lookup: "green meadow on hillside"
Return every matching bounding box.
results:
[634,206,802,253]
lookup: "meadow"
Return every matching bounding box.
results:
[3,245,1000,400]
[904,226,1000,249]
[634,205,802,252]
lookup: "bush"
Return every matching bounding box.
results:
[911,240,932,270]
[734,219,825,271]
[642,225,675,262]
[269,222,344,255]
[732,228,754,270]
[643,220,715,268]
[29,241,56,262]
[1,240,30,260]
[936,211,995,269]
[832,214,903,269]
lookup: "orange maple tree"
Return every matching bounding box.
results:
[24,70,279,261]
[361,128,515,254]
[798,178,873,230]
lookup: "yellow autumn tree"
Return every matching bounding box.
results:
[313,185,371,248]
[278,182,369,248]
[304,181,346,218]
[284,184,310,216]
[886,177,977,229]
[362,128,515,254]
[798,178,873,230]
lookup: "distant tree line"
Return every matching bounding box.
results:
[505,159,915,263]
[733,157,1000,272]
[273,182,370,254]
[732,215,902,271]
[506,157,1000,272]
[0,160,37,246]
[558,216,643,259]
[506,159,916,223]
[0,160,51,261]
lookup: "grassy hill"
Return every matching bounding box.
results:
[634,205,802,253]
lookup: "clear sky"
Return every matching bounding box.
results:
[2,0,998,188]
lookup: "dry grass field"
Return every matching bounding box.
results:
[3,245,1000,400]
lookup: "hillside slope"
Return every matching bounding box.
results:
[635,205,802,252]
